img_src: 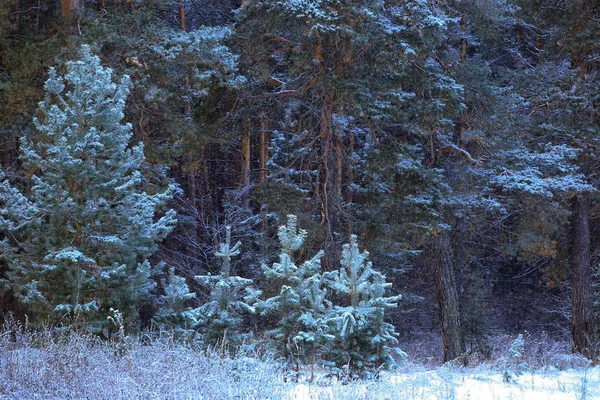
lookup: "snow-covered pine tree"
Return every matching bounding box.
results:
[152,267,198,340]
[325,235,404,378]
[234,0,463,267]
[1,46,177,332]
[258,215,331,374]
[195,226,258,348]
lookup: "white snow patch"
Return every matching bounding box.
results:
[288,366,600,399]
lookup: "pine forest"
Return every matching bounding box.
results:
[1,0,600,397]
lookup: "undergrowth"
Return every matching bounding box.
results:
[1,317,597,400]
[0,317,284,399]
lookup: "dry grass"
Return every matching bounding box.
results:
[1,319,597,400]
[0,320,286,399]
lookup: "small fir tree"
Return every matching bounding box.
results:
[0,46,177,331]
[195,226,259,348]
[325,235,404,378]
[258,215,331,374]
[152,267,198,339]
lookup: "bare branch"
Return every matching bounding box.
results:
[436,144,483,166]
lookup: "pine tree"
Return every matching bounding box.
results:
[325,235,404,378]
[152,267,198,339]
[0,46,177,331]
[258,215,331,373]
[195,226,259,348]
[234,0,462,264]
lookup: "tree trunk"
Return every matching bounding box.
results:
[571,192,594,359]
[345,131,355,234]
[1,139,11,170]
[61,0,79,16]
[535,34,543,64]
[318,93,334,228]
[335,140,343,198]
[456,13,468,143]
[177,0,186,32]
[259,117,270,184]
[1,136,17,171]
[434,229,465,363]
[240,127,251,208]
[566,1,595,360]
[186,155,200,273]
[2,150,9,170]
[241,129,251,187]
[460,13,467,62]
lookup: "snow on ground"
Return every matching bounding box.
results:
[288,366,600,400]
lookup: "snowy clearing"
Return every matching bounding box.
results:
[289,367,600,400]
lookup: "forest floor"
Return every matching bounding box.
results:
[0,324,598,399]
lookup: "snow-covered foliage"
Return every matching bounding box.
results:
[502,333,530,382]
[235,0,459,254]
[0,46,177,331]
[0,171,39,287]
[195,226,259,348]
[325,235,405,377]
[0,171,39,233]
[153,267,198,339]
[490,144,593,197]
[0,324,285,399]
[215,225,242,278]
[258,215,330,370]
[256,217,404,377]
[148,26,246,95]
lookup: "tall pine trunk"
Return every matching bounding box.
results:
[318,93,334,230]
[567,0,595,361]
[177,0,186,32]
[259,117,270,184]
[571,192,594,359]
[186,154,200,273]
[434,230,465,363]
[61,0,79,16]
[460,13,467,62]
[240,127,251,208]
[241,129,251,187]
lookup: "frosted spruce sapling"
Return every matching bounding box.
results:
[195,226,259,348]
[153,267,198,339]
[325,235,405,377]
[258,215,332,375]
